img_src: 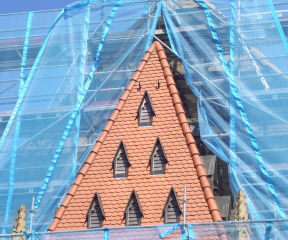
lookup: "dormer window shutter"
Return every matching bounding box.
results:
[163,187,182,224]
[149,137,168,175]
[137,91,155,127]
[112,140,131,178]
[125,190,143,226]
[87,192,105,228]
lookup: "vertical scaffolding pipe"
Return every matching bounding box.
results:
[29,197,35,234]
[183,186,187,225]
[71,4,91,183]
[2,11,33,234]
[148,1,150,33]
[229,0,237,186]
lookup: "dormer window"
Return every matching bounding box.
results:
[163,187,182,224]
[112,140,131,178]
[124,190,143,226]
[87,192,105,228]
[149,137,168,175]
[137,91,155,127]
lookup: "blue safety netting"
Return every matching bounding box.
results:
[1,0,288,237]
[162,0,288,221]
[0,220,287,240]
[0,0,160,233]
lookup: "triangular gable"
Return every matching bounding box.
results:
[48,41,222,231]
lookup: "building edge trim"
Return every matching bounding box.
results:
[154,41,222,223]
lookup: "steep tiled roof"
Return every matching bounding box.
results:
[48,41,221,231]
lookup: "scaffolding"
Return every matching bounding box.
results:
[0,0,161,233]
[1,0,288,238]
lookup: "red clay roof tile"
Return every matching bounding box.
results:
[48,42,221,232]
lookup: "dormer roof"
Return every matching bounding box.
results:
[162,187,182,215]
[86,192,105,220]
[163,187,182,224]
[149,137,168,175]
[137,90,156,127]
[124,190,143,226]
[112,140,131,178]
[124,190,143,216]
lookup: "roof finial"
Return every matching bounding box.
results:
[232,190,251,240]
[233,190,249,221]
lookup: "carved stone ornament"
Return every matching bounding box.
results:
[232,190,252,240]
[233,190,249,221]
[13,205,27,234]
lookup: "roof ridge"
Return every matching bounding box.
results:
[47,43,156,232]
[154,41,222,223]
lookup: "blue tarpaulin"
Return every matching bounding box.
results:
[0,0,288,236]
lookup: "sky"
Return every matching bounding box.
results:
[0,0,231,15]
[0,0,77,14]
